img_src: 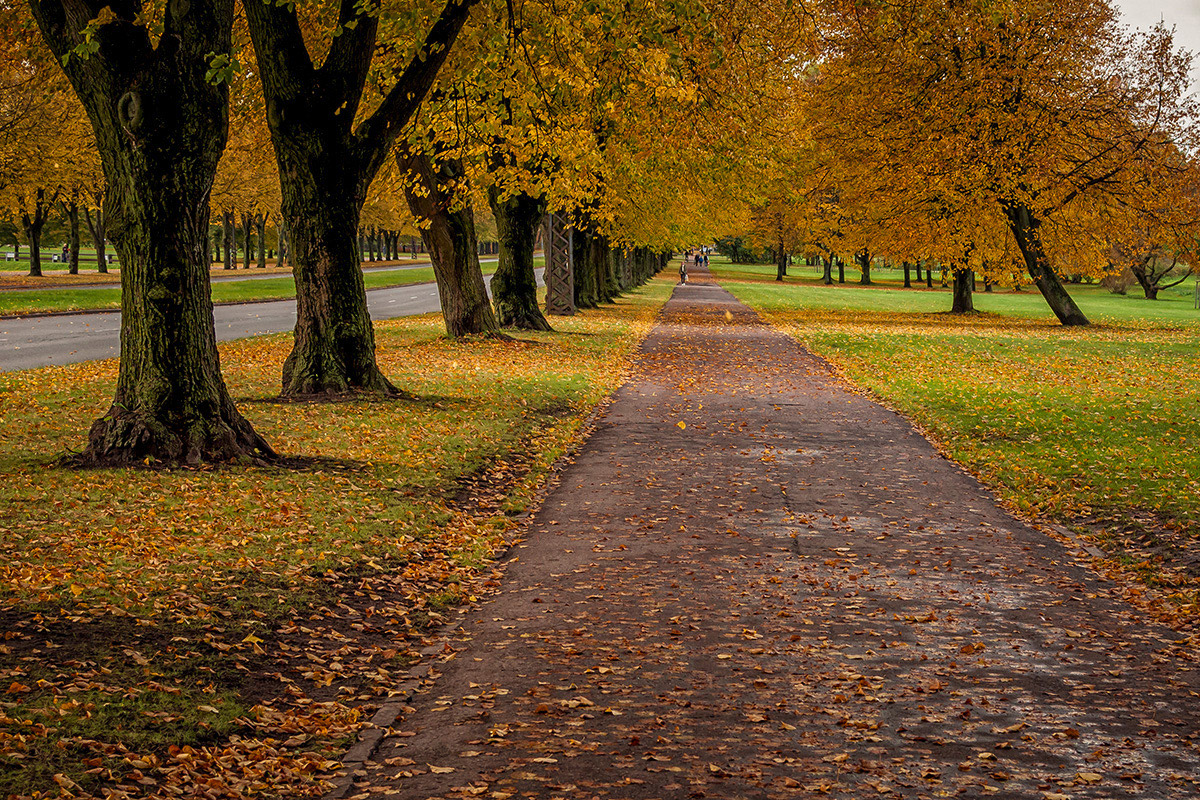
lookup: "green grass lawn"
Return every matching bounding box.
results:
[711,257,1200,618]
[0,275,670,798]
[0,260,512,316]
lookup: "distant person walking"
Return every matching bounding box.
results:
[679,256,688,284]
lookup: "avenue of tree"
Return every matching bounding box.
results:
[1,0,1196,466]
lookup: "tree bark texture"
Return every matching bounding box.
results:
[903,262,911,288]
[951,268,975,313]
[245,0,478,394]
[1002,200,1089,325]
[489,188,551,330]
[858,250,872,285]
[401,149,500,337]
[837,259,845,283]
[776,245,788,282]
[573,227,601,308]
[822,256,833,285]
[29,0,272,465]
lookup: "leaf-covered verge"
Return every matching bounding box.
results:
[714,261,1200,627]
[0,276,670,799]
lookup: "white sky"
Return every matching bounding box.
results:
[1112,0,1200,89]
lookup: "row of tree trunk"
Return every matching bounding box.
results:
[16,187,108,276]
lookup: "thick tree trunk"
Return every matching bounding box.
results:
[822,256,833,285]
[29,0,272,465]
[903,261,911,288]
[951,268,975,313]
[837,258,845,284]
[915,261,923,283]
[1002,200,1089,325]
[858,250,872,284]
[489,188,551,331]
[926,265,933,288]
[775,246,788,282]
[598,235,619,302]
[401,149,500,337]
[573,227,601,308]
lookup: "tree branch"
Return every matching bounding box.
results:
[351,0,481,187]
[318,0,380,118]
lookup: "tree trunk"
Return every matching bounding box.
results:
[219,211,233,270]
[822,256,833,285]
[255,212,268,268]
[573,226,601,308]
[951,268,975,313]
[240,212,253,269]
[858,250,872,284]
[915,261,923,283]
[277,217,289,269]
[903,261,911,288]
[598,235,619,302]
[837,258,845,284]
[401,149,501,337]
[776,246,788,281]
[61,197,81,275]
[84,198,107,274]
[29,0,272,465]
[1002,200,1089,325]
[489,187,551,331]
[926,264,933,288]
[20,187,53,277]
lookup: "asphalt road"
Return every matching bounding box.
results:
[0,270,537,373]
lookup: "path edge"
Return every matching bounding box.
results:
[319,286,672,800]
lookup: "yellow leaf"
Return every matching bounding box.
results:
[429,765,455,774]
[676,421,686,429]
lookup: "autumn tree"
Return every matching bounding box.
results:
[28,0,273,465]
[243,0,481,396]
[812,0,1198,326]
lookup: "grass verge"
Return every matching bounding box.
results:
[712,259,1200,625]
[0,260,510,316]
[0,275,671,799]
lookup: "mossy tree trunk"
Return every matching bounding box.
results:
[245,0,478,395]
[29,0,272,466]
[489,187,551,331]
[401,149,500,337]
[1002,200,1089,325]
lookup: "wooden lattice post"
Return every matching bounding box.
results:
[544,213,576,316]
